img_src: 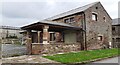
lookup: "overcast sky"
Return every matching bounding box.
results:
[0,0,119,27]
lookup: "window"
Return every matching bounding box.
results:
[98,36,102,41]
[64,17,75,24]
[103,16,106,22]
[96,7,98,9]
[112,27,116,35]
[64,19,70,23]
[116,38,120,42]
[92,13,97,21]
[76,32,81,42]
[112,27,115,31]
[70,17,75,22]
[112,38,115,42]
[50,33,55,41]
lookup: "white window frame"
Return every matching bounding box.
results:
[64,16,75,24]
[97,34,103,41]
[92,12,98,21]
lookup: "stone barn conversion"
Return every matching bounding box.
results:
[21,2,112,55]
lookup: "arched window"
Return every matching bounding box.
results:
[103,16,106,22]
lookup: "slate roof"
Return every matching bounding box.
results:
[39,20,81,28]
[112,18,120,25]
[46,2,100,20]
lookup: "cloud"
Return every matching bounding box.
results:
[1,0,119,27]
[2,2,47,19]
[2,2,88,19]
[2,2,90,27]
[2,15,37,27]
[118,1,120,18]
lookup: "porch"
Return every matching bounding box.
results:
[21,21,84,54]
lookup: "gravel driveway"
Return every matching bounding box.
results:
[2,44,27,58]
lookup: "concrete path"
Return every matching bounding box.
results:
[2,55,58,63]
[93,56,119,63]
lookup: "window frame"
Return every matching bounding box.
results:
[92,12,98,21]
[112,27,115,31]
[98,36,102,41]
[69,17,75,23]
[49,32,55,42]
[64,19,70,23]
[97,34,103,41]
[64,17,75,24]
[116,38,120,42]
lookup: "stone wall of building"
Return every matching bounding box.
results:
[112,25,120,48]
[85,3,112,49]
[112,25,120,37]
[51,2,112,50]
[47,2,112,50]
[51,12,85,50]
[52,13,84,28]
[32,43,81,54]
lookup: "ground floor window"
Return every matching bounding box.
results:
[50,32,55,41]
[112,38,115,42]
[116,38,120,42]
[98,36,102,41]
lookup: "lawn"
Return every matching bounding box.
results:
[43,48,119,63]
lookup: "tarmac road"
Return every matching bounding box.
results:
[2,44,27,58]
[93,56,119,63]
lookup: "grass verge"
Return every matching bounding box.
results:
[43,48,119,63]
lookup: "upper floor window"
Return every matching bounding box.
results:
[92,13,97,21]
[64,19,70,23]
[70,17,74,22]
[103,16,106,22]
[96,7,98,9]
[64,17,75,24]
